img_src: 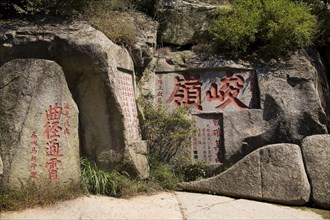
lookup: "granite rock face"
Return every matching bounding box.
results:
[178,143,311,206]
[155,0,223,45]
[258,51,329,144]
[130,13,158,74]
[0,156,3,175]
[0,59,80,188]
[301,134,330,209]
[0,21,148,178]
[140,50,329,168]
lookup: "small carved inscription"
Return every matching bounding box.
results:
[116,73,140,141]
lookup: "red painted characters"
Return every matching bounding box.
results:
[44,102,71,181]
[30,131,38,181]
[165,71,250,111]
[166,75,203,110]
[206,71,248,110]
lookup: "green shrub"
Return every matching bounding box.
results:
[80,157,117,196]
[210,0,263,52]
[80,157,159,197]
[148,157,183,189]
[138,94,197,163]
[291,0,330,46]
[210,0,317,58]
[174,159,207,182]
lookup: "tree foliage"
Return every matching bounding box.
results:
[209,0,318,58]
[291,0,330,46]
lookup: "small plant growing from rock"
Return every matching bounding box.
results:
[138,93,198,163]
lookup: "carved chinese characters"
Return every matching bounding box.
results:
[157,69,258,113]
[192,115,222,164]
[44,103,71,181]
[166,75,203,110]
[116,72,140,142]
[0,59,80,189]
[206,72,248,110]
[155,68,259,164]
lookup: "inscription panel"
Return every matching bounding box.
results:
[156,69,258,113]
[192,114,222,164]
[116,72,140,141]
[156,68,259,165]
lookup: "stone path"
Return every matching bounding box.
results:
[1,192,329,219]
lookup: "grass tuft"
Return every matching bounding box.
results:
[0,181,86,212]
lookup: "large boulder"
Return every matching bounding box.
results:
[155,0,223,45]
[178,143,311,206]
[139,49,329,169]
[0,21,148,178]
[301,134,330,209]
[0,59,80,188]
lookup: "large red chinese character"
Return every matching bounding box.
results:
[166,75,203,110]
[45,103,62,121]
[44,121,62,139]
[46,158,61,181]
[206,72,248,110]
[46,139,63,157]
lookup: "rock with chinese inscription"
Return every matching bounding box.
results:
[0,59,80,188]
[178,143,311,206]
[0,21,148,178]
[301,134,330,209]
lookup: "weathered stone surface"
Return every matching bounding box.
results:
[155,0,223,45]
[0,59,80,188]
[301,134,330,209]
[0,156,3,175]
[130,13,158,73]
[178,144,311,206]
[258,51,328,143]
[123,142,149,179]
[140,49,329,169]
[0,21,148,178]
[222,109,274,165]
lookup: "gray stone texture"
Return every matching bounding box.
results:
[258,51,328,143]
[301,134,330,209]
[123,141,149,179]
[222,109,272,165]
[130,13,158,72]
[155,0,222,45]
[0,21,148,178]
[178,143,311,206]
[0,156,3,175]
[140,50,329,169]
[0,59,80,188]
